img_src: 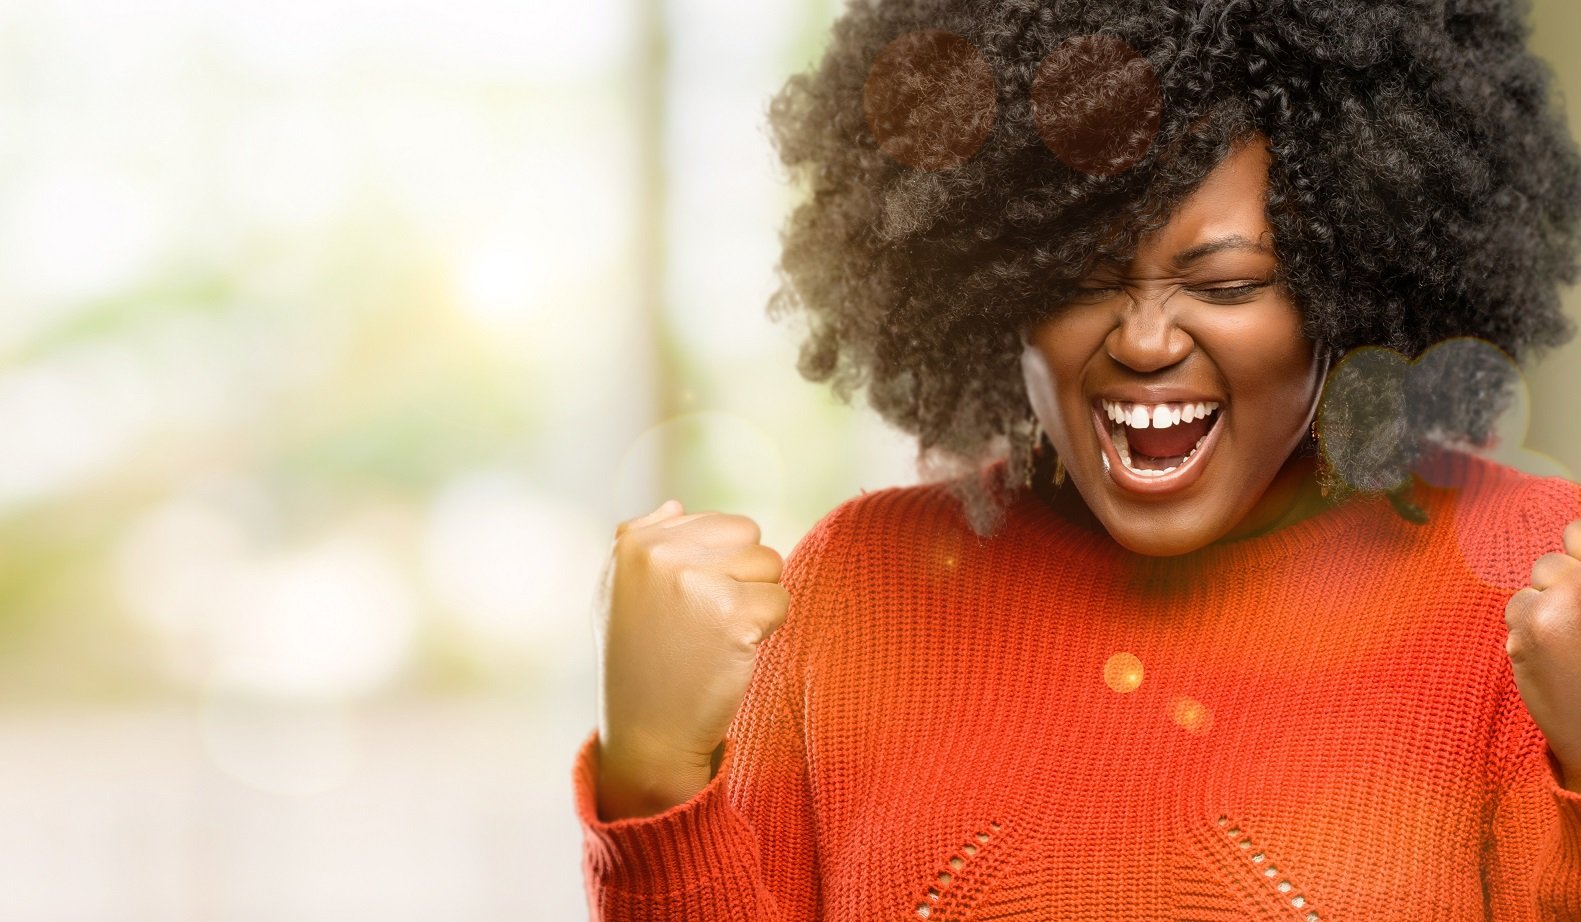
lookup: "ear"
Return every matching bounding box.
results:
[1307,338,1333,416]
[1313,338,1334,379]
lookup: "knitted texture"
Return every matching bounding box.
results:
[572,450,1581,920]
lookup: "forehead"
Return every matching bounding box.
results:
[1134,140,1276,263]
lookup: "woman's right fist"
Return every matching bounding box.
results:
[593,499,788,819]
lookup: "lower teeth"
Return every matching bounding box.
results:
[1112,423,1209,478]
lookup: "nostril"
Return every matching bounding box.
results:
[1105,333,1194,376]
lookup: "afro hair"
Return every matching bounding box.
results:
[764,0,1581,534]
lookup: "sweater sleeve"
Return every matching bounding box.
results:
[1482,474,1581,920]
[1484,667,1581,919]
[570,502,847,921]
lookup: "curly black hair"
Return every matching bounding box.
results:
[764,0,1581,534]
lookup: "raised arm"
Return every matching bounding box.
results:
[1482,666,1581,919]
[571,501,846,920]
[1486,476,1581,918]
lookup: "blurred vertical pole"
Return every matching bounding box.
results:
[1526,0,1581,474]
[633,0,684,502]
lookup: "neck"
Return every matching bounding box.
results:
[1220,451,1328,543]
[1029,445,1332,547]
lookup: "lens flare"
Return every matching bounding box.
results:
[1170,696,1213,734]
[863,29,997,171]
[1102,652,1144,693]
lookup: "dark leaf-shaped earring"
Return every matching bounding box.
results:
[1027,417,1066,490]
[1025,418,1043,490]
[1311,418,1331,498]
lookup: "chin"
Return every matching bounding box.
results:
[1085,489,1241,557]
[1113,528,1220,556]
[1105,525,1222,557]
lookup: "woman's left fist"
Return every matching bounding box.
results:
[1505,518,1581,794]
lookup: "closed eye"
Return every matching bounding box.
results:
[1069,286,1121,302]
[1190,282,1269,302]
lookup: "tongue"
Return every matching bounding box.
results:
[1127,415,1210,459]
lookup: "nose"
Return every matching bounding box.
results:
[1104,295,1193,373]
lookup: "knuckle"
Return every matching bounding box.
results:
[1531,555,1562,587]
[1520,604,1572,651]
[718,513,762,544]
[760,588,791,628]
[1505,587,1537,626]
[740,583,788,626]
[751,544,786,574]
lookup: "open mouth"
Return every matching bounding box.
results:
[1091,398,1225,493]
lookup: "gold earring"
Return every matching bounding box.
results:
[1311,418,1332,498]
[1025,419,1043,489]
[1026,418,1066,491]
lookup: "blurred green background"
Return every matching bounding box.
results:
[0,1,1574,918]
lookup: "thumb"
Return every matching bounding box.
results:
[616,498,683,537]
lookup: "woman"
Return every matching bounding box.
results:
[574,0,1581,918]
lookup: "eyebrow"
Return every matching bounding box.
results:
[1172,235,1275,267]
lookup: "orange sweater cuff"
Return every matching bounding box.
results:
[571,729,760,896]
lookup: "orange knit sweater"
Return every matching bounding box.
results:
[572,451,1581,920]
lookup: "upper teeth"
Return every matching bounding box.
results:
[1101,399,1220,429]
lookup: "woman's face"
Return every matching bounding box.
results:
[1020,138,1326,556]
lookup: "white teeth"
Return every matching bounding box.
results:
[1110,418,1213,478]
[1100,399,1221,431]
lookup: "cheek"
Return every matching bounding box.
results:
[1207,313,1318,406]
[1020,335,1086,425]
[1262,329,1322,405]
[1018,346,1054,416]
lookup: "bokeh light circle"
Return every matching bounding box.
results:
[213,536,419,699]
[1031,35,1161,177]
[1102,651,1144,693]
[421,469,606,683]
[863,29,997,171]
[609,410,786,525]
[1319,336,1578,591]
[1170,696,1213,734]
[200,687,361,797]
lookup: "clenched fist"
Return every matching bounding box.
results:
[593,499,789,820]
[1505,518,1581,795]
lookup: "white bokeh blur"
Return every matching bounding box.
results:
[0,0,921,918]
[0,0,1575,919]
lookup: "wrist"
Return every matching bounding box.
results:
[1547,747,1581,796]
[595,735,718,821]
